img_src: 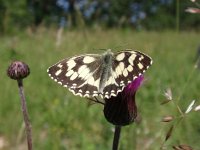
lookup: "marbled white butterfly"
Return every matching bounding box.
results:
[47,49,152,99]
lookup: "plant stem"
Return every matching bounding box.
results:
[112,125,121,150]
[17,79,32,150]
[176,0,180,32]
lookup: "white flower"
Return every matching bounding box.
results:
[185,100,196,114]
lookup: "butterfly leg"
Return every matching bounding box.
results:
[87,97,105,105]
[94,96,105,105]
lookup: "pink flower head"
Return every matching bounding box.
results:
[103,75,144,126]
[124,75,144,96]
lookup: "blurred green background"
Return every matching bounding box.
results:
[0,0,200,150]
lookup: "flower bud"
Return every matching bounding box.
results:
[7,61,30,80]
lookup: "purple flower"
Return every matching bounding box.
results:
[103,76,144,126]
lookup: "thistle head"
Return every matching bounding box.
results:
[103,76,144,126]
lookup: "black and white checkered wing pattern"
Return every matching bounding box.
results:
[102,50,152,98]
[47,54,102,97]
[48,49,152,99]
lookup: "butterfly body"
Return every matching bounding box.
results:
[47,49,152,99]
[98,49,114,93]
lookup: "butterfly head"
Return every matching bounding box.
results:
[102,49,114,64]
[103,49,113,56]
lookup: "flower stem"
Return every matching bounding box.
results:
[17,79,32,150]
[112,125,121,150]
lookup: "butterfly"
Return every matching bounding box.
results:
[47,49,152,99]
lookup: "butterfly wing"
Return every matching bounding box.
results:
[48,50,152,99]
[102,50,153,99]
[47,54,103,97]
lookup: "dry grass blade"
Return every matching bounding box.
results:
[165,125,174,141]
[185,100,195,114]
[173,144,193,150]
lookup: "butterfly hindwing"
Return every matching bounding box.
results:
[102,50,152,98]
[114,50,152,82]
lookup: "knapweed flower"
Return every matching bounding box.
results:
[103,75,144,126]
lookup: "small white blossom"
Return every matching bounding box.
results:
[185,100,196,114]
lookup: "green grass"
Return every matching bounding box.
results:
[0,28,200,150]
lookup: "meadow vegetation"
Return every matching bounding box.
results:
[0,28,200,149]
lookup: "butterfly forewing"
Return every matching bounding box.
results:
[48,54,103,97]
[47,49,152,99]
